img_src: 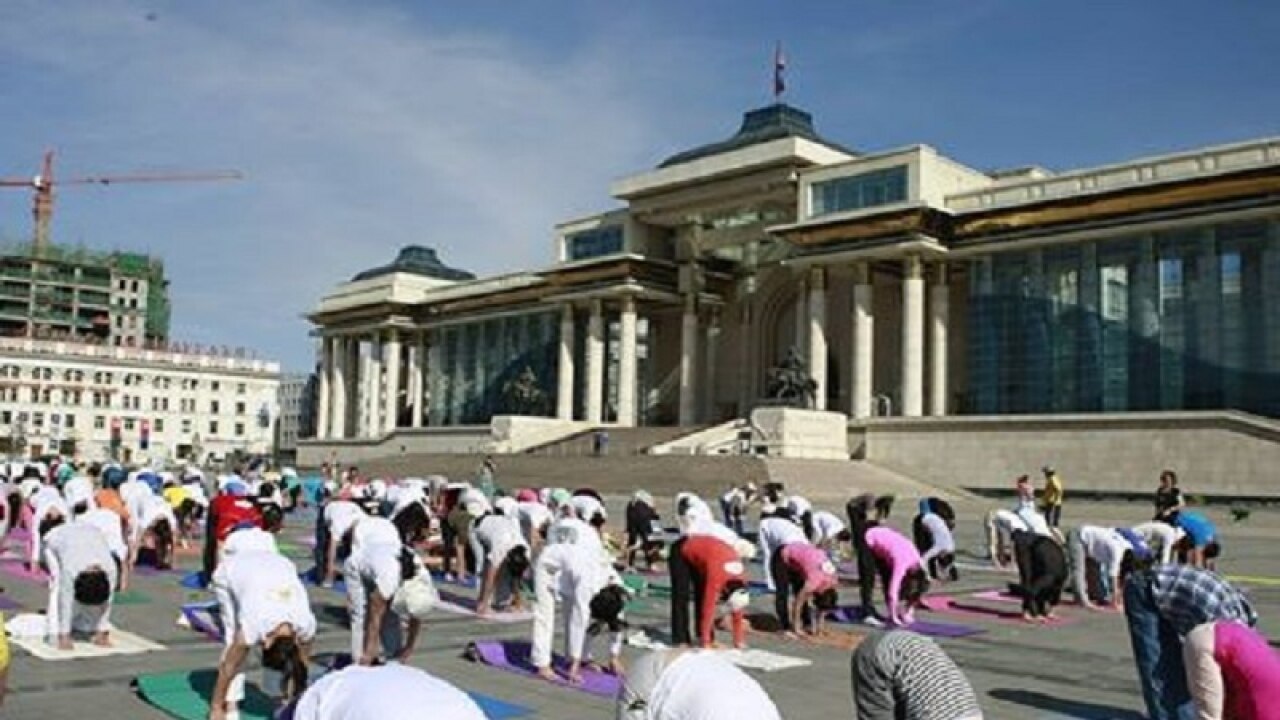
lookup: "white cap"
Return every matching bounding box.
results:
[391,576,438,621]
[727,588,751,611]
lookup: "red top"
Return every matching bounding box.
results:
[210,494,264,541]
[1216,621,1280,720]
[681,534,746,647]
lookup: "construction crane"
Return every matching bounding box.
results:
[0,150,242,255]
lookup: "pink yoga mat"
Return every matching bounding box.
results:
[826,606,985,638]
[0,559,47,583]
[467,640,622,698]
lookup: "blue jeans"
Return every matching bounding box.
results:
[1124,575,1194,720]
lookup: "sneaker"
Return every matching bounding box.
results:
[862,615,885,628]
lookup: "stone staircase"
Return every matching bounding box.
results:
[523,426,704,456]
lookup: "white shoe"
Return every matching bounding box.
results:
[862,616,885,628]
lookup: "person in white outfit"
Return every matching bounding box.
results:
[918,511,958,582]
[291,664,485,720]
[28,487,69,572]
[516,499,553,554]
[321,499,366,587]
[757,513,807,592]
[468,507,531,616]
[530,538,626,683]
[132,493,181,569]
[42,521,116,649]
[1131,521,1185,565]
[74,507,128,569]
[209,548,316,720]
[809,510,847,551]
[343,520,423,665]
[618,649,783,720]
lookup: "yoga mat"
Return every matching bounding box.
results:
[971,589,1022,604]
[826,606,986,638]
[624,633,813,672]
[469,693,535,719]
[467,639,622,699]
[11,626,165,660]
[178,600,223,642]
[435,590,534,623]
[621,574,767,598]
[924,595,1074,626]
[133,563,179,577]
[179,571,207,590]
[135,669,276,720]
[0,593,22,611]
[114,588,152,605]
[430,570,479,589]
[299,567,346,593]
[0,559,47,583]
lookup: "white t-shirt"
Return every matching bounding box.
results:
[223,527,279,557]
[921,513,955,552]
[990,509,1028,535]
[757,516,806,556]
[644,651,782,720]
[352,516,400,555]
[75,509,128,560]
[516,501,552,540]
[62,476,96,510]
[346,542,402,600]
[1132,522,1184,564]
[810,511,845,544]
[139,494,178,533]
[118,479,153,521]
[471,514,526,566]
[569,495,606,523]
[325,500,365,539]
[214,550,316,645]
[292,664,486,720]
[1079,526,1131,578]
[785,495,812,518]
[1016,506,1053,537]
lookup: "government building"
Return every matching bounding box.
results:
[302,103,1280,495]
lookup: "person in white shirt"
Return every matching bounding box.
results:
[618,649,782,720]
[291,664,485,720]
[757,512,807,592]
[223,526,278,557]
[28,487,68,572]
[61,475,96,513]
[321,499,366,587]
[809,510,847,551]
[74,507,128,569]
[531,538,626,683]
[42,521,116,649]
[468,507,530,616]
[132,494,181,570]
[1131,521,1185,565]
[985,509,1033,569]
[569,493,607,526]
[209,548,316,720]
[516,499,553,554]
[1067,525,1134,609]
[786,495,815,540]
[343,527,422,664]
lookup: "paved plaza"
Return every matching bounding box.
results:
[1,495,1277,720]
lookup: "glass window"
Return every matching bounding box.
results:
[64,414,75,429]
[210,400,220,414]
[154,418,164,432]
[565,226,624,261]
[209,420,219,435]
[811,166,908,216]
[235,402,246,415]
[94,416,105,430]
[124,418,135,431]
[234,422,245,437]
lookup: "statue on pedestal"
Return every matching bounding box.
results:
[765,346,817,409]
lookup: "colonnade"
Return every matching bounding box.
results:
[315,328,426,440]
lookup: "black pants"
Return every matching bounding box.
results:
[668,538,704,645]
[770,546,812,631]
[200,506,219,584]
[313,504,331,577]
[846,496,877,610]
[1045,504,1062,528]
[1013,531,1067,616]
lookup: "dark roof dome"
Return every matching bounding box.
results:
[352,245,475,282]
[658,103,854,168]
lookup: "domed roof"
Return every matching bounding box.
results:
[658,103,854,168]
[352,245,475,282]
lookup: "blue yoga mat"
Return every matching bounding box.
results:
[180,571,207,590]
[469,692,534,719]
[299,567,346,593]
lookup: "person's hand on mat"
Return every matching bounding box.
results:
[92,631,111,647]
[55,634,73,651]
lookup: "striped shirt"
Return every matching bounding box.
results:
[1147,564,1256,635]
[852,630,982,720]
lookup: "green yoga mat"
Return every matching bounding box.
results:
[622,573,671,597]
[114,589,152,605]
[135,670,277,720]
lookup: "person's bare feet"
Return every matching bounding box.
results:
[56,635,74,651]
[92,632,112,647]
[535,666,558,683]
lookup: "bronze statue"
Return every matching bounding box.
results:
[765,346,817,408]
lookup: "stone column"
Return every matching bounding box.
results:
[366,335,383,436]
[315,337,331,439]
[344,337,359,435]
[585,299,605,424]
[425,332,442,426]
[617,296,639,427]
[851,263,874,418]
[807,267,828,411]
[902,255,925,417]
[929,262,949,416]
[331,337,348,438]
[556,304,576,420]
[356,338,371,437]
[383,329,401,434]
[702,307,720,421]
[410,331,425,427]
[678,294,699,426]
[793,275,808,356]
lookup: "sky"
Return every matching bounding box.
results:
[1,1,1277,371]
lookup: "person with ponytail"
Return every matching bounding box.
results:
[343,518,425,664]
[209,544,315,720]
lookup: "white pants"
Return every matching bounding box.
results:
[211,569,250,704]
[44,553,111,643]
[531,560,596,668]
[344,569,405,660]
[1183,623,1224,720]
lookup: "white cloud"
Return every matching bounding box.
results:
[0,0,707,368]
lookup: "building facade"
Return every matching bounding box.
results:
[306,103,1280,439]
[0,336,279,463]
[0,242,171,346]
[274,371,316,462]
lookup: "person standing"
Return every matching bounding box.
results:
[1124,564,1257,720]
[1040,466,1064,530]
[1154,470,1185,523]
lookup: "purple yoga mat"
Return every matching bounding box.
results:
[0,559,47,583]
[826,606,986,638]
[468,640,622,698]
[0,594,22,611]
[932,595,1075,626]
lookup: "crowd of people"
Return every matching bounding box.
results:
[0,457,1275,719]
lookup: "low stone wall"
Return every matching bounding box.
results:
[856,411,1280,498]
[489,416,587,454]
[753,407,849,460]
[298,426,491,466]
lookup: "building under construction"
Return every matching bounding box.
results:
[0,240,170,346]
